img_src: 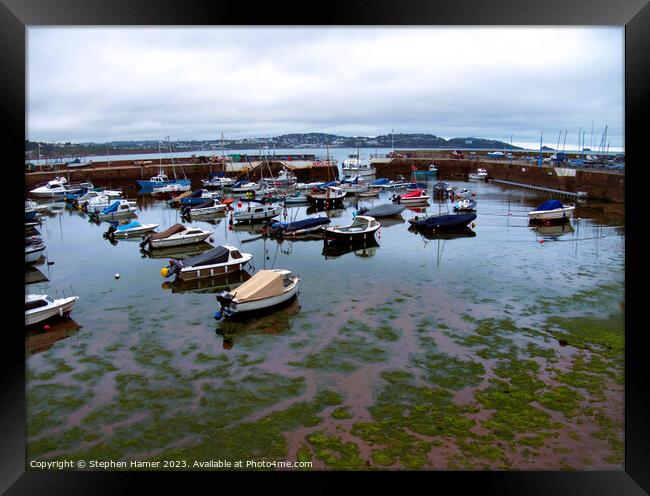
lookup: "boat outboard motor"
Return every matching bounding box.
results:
[104,224,118,239]
[214,291,234,320]
[139,235,151,250]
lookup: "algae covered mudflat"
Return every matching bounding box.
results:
[26,182,624,469]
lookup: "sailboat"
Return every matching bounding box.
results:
[136,137,191,189]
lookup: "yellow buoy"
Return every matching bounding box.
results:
[160,267,169,277]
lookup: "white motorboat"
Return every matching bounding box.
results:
[181,199,229,217]
[469,168,488,180]
[106,221,159,239]
[202,176,236,189]
[451,188,474,199]
[141,224,212,249]
[295,181,325,191]
[324,215,381,243]
[152,183,192,194]
[528,200,575,223]
[261,168,297,187]
[25,240,46,264]
[89,199,138,219]
[307,186,346,203]
[215,269,300,319]
[161,245,253,281]
[25,294,79,326]
[233,205,282,223]
[228,180,260,194]
[29,177,94,198]
[342,153,376,177]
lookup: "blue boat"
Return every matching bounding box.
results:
[136,173,191,189]
[180,190,212,206]
[407,182,428,190]
[408,213,476,231]
[25,210,37,222]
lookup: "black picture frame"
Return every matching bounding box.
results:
[2,1,648,493]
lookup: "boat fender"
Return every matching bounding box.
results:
[59,307,63,317]
[160,266,169,278]
[214,310,223,320]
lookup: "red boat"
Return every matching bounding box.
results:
[391,188,431,205]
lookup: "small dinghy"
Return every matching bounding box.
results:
[140,224,212,250]
[408,212,477,231]
[90,200,137,220]
[152,183,191,195]
[295,181,325,191]
[215,269,300,319]
[375,177,409,189]
[268,216,331,237]
[528,200,575,224]
[233,204,282,223]
[391,189,430,205]
[357,203,405,218]
[202,174,236,189]
[25,294,79,325]
[161,245,252,281]
[453,198,477,212]
[355,187,381,198]
[105,221,159,239]
[324,215,380,243]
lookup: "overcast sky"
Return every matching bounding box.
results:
[27,27,624,150]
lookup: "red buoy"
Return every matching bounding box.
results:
[43,324,50,331]
[539,239,544,244]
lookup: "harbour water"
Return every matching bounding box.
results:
[25,179,624,470]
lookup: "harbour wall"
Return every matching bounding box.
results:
[373,158,625,203]
[24,160,340,194]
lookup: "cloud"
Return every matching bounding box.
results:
[27,27,624,148]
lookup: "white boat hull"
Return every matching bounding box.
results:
[112,224,159,238]
[342,167,375,177]
[528,206,575,221]
[178,258,251,281]
[149,232,212,248]
[25,246,46,264]
[225,281,299,316]
[25,297,78,326]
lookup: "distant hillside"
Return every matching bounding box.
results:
[25,133,524,158]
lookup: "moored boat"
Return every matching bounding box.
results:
[140,224,212,250]
[89,199,137,220]
[233,204,282,223]
[181,199,228,217]
[215,269,300,319]
[25,240,46,264]
[136,173,190,189]
[408,212,477,231]
[453,198,477,212]
[105,221,159,239]
[25,294,79,326]
[469,168,488,180]
[324,215,380,243]
[307,186,346,204]
[391,189,430,205]
[528,200,575,224]
[267,216,331,237]
[356,203,405,218]
[161,245,252,281]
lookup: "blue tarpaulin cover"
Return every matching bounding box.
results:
[318,181,338,188]
[117,221,141,231]
[536,200,564,211]
[373,178,390,185]
[101,201,120,214]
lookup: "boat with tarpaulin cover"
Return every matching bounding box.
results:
[161,245,252,281]
[215,269,300,319]
[528,199,575,224]
[141,224,212,249]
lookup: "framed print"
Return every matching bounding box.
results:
[2,0,649,493]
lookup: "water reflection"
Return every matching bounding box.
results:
[530,222,575,239]
[214,296,301,349]
[141,242,212,259]
[25,318,81,355]
[322,238,380,259]
[25,265,49,285]
[162,270,252,294]
[408,225,477,240]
